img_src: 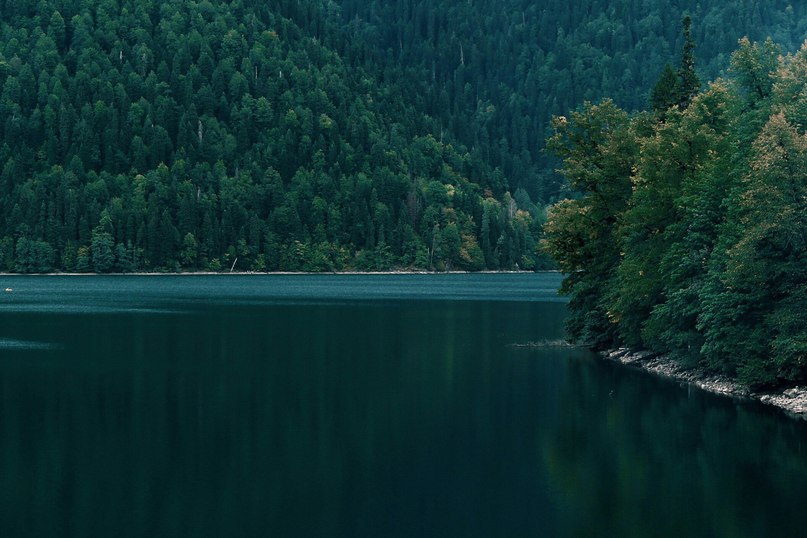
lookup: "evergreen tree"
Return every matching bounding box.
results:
[0,1,805,277]
[91,228,114,273]
[676,16,700,109]
[650,63,680,115]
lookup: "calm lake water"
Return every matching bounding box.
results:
[1,274,806,537]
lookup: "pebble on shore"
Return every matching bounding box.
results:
[603,348,807,418]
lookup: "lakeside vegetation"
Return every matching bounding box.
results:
[542,24,806,388]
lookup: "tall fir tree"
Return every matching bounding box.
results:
[676,16,700,109]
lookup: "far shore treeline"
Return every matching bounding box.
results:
[543,25,806,388]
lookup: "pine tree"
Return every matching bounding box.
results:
[650,63,679,115]
[676,16,700,109]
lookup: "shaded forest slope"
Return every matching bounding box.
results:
[335,0,806,201]
[1,0,547,272]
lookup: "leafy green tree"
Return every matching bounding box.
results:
[638,84,735,360]
[91,210,115,273]
[545,37,806,387]
[542,100,636,347]
[439,222,462,271]
[47,11,66,52]
[91,228,114,273]
[700,113,806,386]
[180,232,199,268]
[115,242,134,273]
[0,237,14,271]
[75,246,91,273]
[730,37,781,104]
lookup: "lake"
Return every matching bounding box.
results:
[0,273,806,537]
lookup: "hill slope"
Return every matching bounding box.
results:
[0,0,542,272]
[334,0,806,201]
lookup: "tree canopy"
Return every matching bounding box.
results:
[0,0,549,273]
[543,33,807,388]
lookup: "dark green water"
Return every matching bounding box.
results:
[0,274,806,537]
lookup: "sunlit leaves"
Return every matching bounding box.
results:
[730,37,781,103]
[703,113,807,384]
[545,37,806,386]
[544,100,636,346]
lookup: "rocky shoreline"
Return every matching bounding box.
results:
[603,348,807,418]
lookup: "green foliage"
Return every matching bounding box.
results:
[2,1,803,274]
[14,237,54,273]
[676,16,700,109]
[701,112,806,386]
[650,64,679,114]
[180,233,199,269]
[0,0,545,273]
[545,35,807,387]
[0,236,14,271]
[338,0,806,202]
[542,100,636,347]
[90,229,114,273]
[730,37,781,104]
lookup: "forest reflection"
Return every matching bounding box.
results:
[0,279,805,537]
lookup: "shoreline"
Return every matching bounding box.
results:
[603,348,807,418]
[0,270,551,277]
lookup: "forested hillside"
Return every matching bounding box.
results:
[543,35,806,387]
[336,0,806,202]
[0,0,544,273]
[0,0,804,273]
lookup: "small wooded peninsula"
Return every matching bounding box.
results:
[542,20,806,388]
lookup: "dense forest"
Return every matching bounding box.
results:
[0,0,804,273]
[542,28,806,387]
[0,0,546,273]
[336,0,806,202]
